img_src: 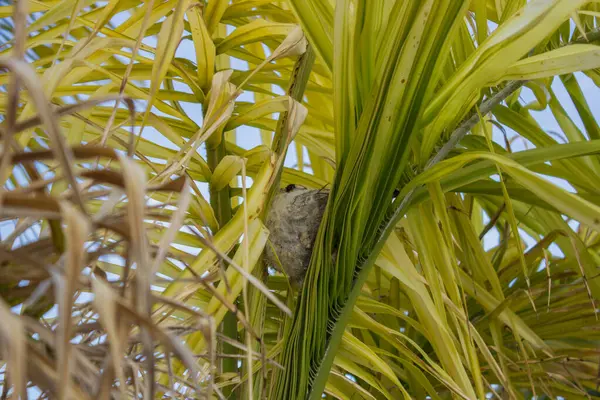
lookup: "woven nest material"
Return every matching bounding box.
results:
[264,187,329,287]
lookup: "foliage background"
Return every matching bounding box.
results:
[1,0,600,399]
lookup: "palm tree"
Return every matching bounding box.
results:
[1,0,600,398]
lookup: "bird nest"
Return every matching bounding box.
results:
[264,186,329,287]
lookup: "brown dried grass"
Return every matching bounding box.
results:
[0,5,217,398]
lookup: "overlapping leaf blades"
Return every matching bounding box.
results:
[2,0,600,399]
[275,0,600,399]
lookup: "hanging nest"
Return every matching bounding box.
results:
[264,186,329,287]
